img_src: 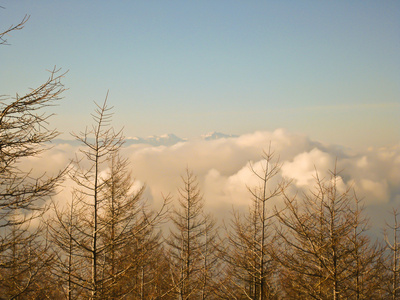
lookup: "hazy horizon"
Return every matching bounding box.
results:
[26,127,399,239]
[2,1,399,150]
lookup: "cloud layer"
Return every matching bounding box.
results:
[23,129,400,233]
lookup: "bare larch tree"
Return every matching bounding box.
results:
[167,168,218,299]
[274,167,383,300]
[219,148,286,300]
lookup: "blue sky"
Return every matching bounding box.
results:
[1,1,399,148]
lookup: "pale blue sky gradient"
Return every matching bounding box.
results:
[1,1,399,148]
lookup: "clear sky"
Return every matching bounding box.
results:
[1,1,399,149]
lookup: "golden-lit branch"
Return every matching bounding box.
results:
[0,14,29,45]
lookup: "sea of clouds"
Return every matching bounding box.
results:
[25,129,400,237]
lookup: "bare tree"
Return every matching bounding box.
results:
[274,167,383,300]
[0,220,56,299]
[198,212,220,300]
[64,98,124,298]
[0,68,66,222]
[0,8,29,45]
[167,168,218,299]
[1,8,67,298]
[98,153,145,298]
[384,208,400,299]
[344,197,384,299]
[219,148,285,300]
[0,59,66,297]
[49,98,169,299]
[48,197,86,299]
[97,152,168,299]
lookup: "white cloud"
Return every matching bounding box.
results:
[19,130,400,233]
[281,148,334,187]
[360,179,389,203]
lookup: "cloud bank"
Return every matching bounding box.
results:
[24,129,400,233]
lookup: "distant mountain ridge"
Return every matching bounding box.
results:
[125,134,186,146]
[52,131,237,147]
[201,132,238,141]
